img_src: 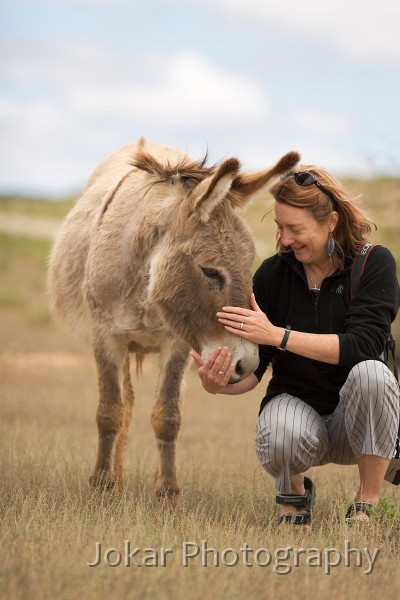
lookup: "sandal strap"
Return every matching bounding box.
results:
[277,513,311,526]
[276,493,310,508]
[345,501,376,522]
[276,476,315,510]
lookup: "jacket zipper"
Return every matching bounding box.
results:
[313,292,319,331]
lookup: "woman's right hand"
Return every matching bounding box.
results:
[189,346,235,394]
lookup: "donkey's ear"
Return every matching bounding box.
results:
[189,158,240,222]
[231,151,301,206]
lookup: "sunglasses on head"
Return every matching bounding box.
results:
[281,171,337,207]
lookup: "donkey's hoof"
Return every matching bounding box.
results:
[156,486,181,508]
[157,493,181,510]
[89,472,117,491]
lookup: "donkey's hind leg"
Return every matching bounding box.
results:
[113,354,135,491]
[89,334,127,491]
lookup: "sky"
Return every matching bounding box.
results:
[1,0,400,196]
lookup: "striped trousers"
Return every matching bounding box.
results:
[255,360,400,493]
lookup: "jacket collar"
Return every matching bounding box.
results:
[280,250,353,281]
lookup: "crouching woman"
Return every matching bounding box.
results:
[191,166,400,526]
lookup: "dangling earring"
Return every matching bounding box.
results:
[327,234,335,257]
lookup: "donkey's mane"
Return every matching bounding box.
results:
[131,151,217,189]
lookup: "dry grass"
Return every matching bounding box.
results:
[0,184,399,599]
[1,352,400,600]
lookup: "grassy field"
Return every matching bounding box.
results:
[0,180,399,599]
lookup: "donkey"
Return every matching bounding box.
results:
[48,138,299,497]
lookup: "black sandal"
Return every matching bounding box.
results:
[276,476,316,526]
[345,501,375,524]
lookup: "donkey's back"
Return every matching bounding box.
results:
[48,139,185,339]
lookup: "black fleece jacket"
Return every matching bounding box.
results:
[253,246,399,416]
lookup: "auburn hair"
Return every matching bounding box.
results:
[269,165,376,267]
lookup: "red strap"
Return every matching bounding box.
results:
[350,243,377,300]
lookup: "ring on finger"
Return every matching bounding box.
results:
[218,370,225,376]
[240,322,244,330]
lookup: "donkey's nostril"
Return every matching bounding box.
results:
[235,359,244,378]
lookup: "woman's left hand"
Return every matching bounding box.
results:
[217,293,281,346]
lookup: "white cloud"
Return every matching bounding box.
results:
[68,52,267,125]
[0,42,267,125]
[195,0,400,65]
[291,111,354,137]
[0,41,124,86]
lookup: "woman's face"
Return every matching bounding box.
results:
[274,202,337,265]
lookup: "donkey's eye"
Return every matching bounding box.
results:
[201,267,225,290]
[201,267,220,278]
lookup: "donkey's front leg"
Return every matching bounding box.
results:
[90,334,127,491]
[151,340,189,499]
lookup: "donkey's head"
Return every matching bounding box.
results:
[137,150,300,382]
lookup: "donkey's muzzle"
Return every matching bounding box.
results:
[202,338,259,384]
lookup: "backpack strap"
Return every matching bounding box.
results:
[388,334,398,382]
[350,243,377,300]
[350,243,398,382]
